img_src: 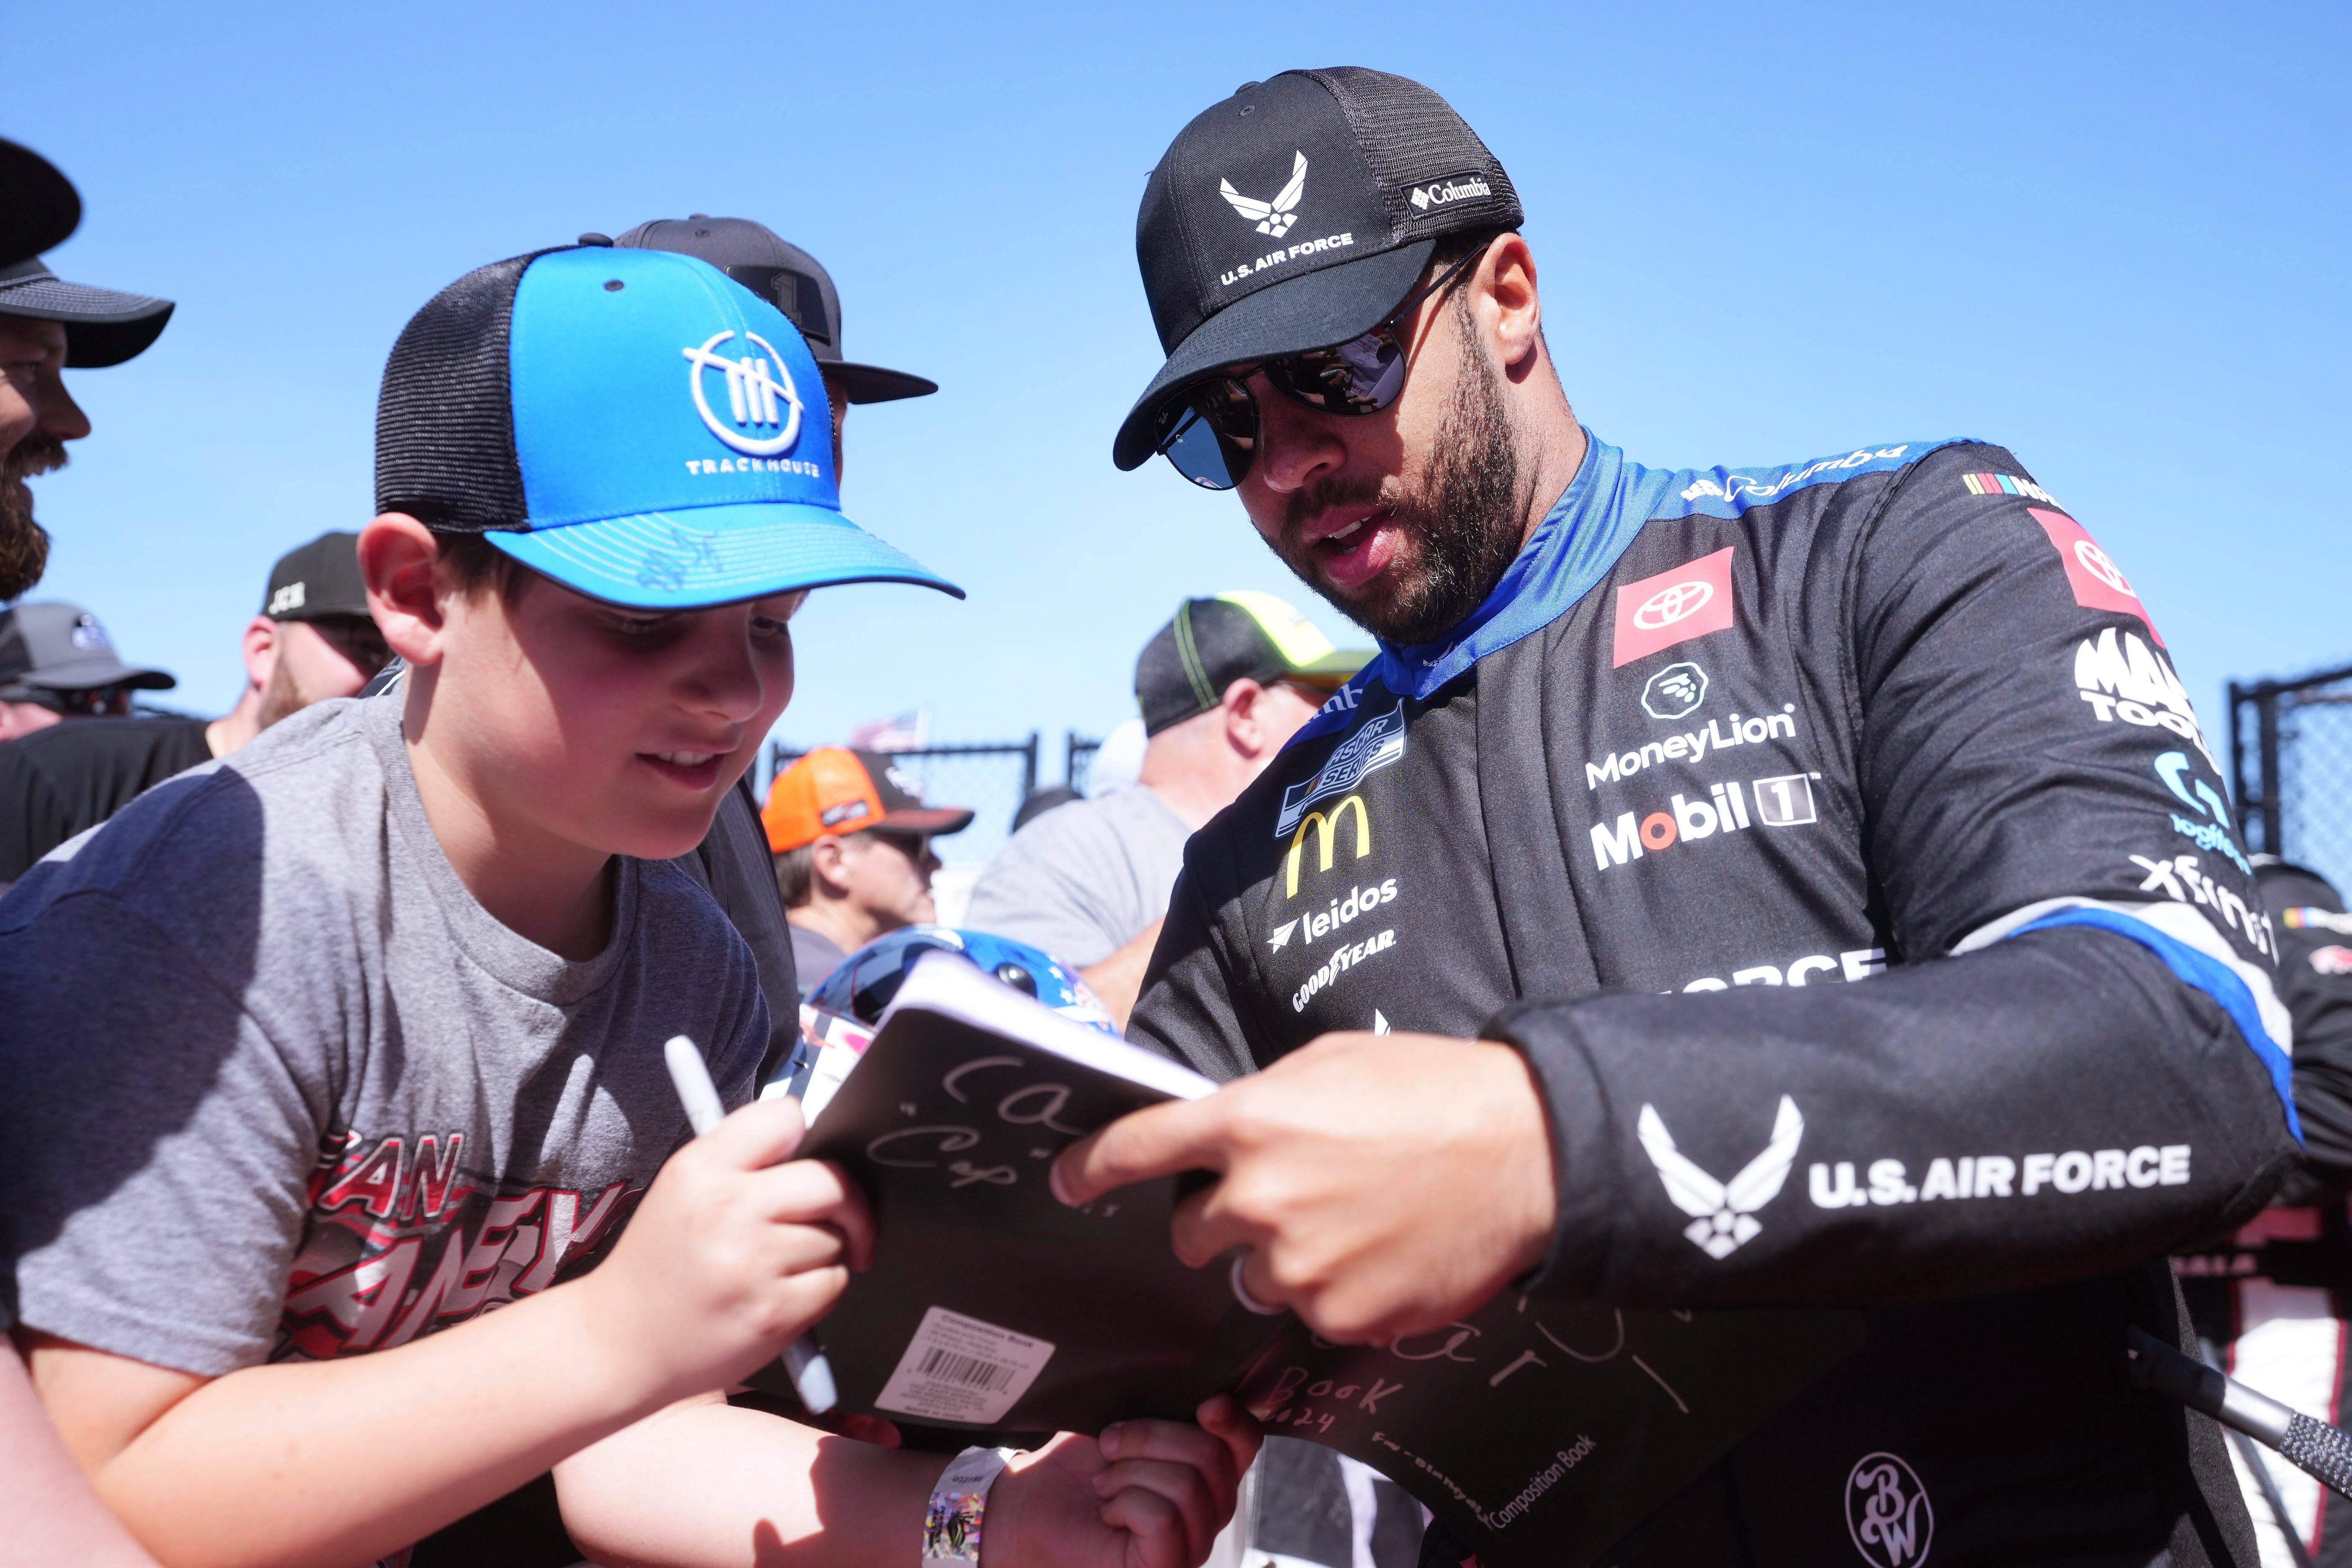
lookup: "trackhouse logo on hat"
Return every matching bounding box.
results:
[1220,151,1308,237]
[683,330,804,456]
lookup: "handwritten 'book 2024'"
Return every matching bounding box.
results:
[770,954,1862,1568]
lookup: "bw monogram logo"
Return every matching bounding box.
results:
[682,330,804,456]
[1845,1452,1933,1567]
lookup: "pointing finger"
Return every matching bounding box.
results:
[1051,1095,1231,1207]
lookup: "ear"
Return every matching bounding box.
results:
[1219,676,1271,760]
[360,514,452,668]
[239,616,281,691]
[806,834,852,897]
[1474,234,1542,381]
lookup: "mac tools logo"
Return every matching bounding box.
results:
[1638,1096,1803,1259]
[683,330,804,456]
[1276,701,1406,837]
[1221,151,1307,237]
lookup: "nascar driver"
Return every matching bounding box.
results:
[1055,67,2299,1566]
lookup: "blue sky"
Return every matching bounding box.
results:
[13,2,2349,818]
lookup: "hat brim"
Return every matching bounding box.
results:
[22,657,175,692]
[1112,238,1436,472]
[0,275,175,368]
[487,501,965,611]
[1279,648,1375,685]
[873,805,975,837]
[0,142,79,268]
[826,361,939,405]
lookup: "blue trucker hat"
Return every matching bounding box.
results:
[373,245,959,609]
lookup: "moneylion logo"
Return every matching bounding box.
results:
[1637,1096,1802,1259]
[1220,151,1307,238]
[1633,579,1714,630]
[1285,794,1371,898]
[1276,700,1406,836]
[683,330,804,456]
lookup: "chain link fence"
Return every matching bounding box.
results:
[2229,660,2352,896]
[767,732,1104,867]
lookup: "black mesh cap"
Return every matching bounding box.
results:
[1114,67,1520,469]
[372,250,555,531]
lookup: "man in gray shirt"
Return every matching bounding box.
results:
[967,592,1365,1025]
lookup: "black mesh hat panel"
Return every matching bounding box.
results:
[1294,67,1520,242]
[373,251,555,531]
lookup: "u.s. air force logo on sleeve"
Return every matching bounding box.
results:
[1275,700,1406,837]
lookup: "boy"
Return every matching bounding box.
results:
[0,245,1253,1567]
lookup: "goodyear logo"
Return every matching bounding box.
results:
[1285,794,1372,898]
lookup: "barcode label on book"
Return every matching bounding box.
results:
[877,1307,1055,1424]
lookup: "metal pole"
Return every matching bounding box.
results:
[2229,682,2254,848]
[2259,690,2284,861]
[1022,731,1038,800]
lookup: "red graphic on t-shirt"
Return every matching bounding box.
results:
[1613,546,1737,668]
[279,1130,643,1360]
[2029,508,2162,646]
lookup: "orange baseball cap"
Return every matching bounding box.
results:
[762,746,975,854]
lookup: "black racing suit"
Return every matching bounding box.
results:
[1129,435,2300,1566]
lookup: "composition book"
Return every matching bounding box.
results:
[763,953,1862,1568]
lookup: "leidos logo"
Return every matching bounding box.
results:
[1285,794,1371,898]
[1220,151,1307,237]
[683,330,804,456]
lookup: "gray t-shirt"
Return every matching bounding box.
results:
[963,786,1192,966]
[0,695,766,1377]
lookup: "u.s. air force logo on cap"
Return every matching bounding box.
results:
[683,330,803,456]
[1275,700,1405,837]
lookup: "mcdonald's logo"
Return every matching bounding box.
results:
[1285,794,1372,898]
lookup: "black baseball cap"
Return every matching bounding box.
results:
[1135,591,1369,736]
[0,139,80,269]
[0,254,174,369]
[0,601,173,698]
[1112,68,1521,471]
[609,217,936,405]
[261,532,371,622]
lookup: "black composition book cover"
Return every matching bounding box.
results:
[769,954,1862,1568]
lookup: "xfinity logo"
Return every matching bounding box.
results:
[1220,151,1307,237]
[1638,1096,1802,1259]
[2130,851,2275,957]
[1406,173,1493,211]
[683,330,804,456]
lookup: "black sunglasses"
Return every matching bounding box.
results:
[1153,240,1490,492]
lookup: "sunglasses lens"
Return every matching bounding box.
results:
[1158,383,1256,490]
[1265,328,1406,414]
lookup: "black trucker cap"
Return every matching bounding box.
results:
[1134,591,1370,736]
[609,216,937,405]
[0,601,173,698]
[261,532,371,622]
[1112,68,1520,471]
[0,139,80,268]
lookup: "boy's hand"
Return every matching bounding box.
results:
[581,1097,874,1404]
[988,1396,1261,1568]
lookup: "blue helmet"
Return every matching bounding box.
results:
[809,925,1119,1035]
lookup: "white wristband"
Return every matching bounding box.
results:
[922,1445,1018,1568]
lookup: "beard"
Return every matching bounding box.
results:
[1268,325,1527,647]
[0,433,65,601]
